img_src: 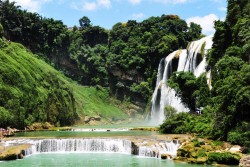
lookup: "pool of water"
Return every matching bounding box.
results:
[15,130,157,138]
[0,153,215,167]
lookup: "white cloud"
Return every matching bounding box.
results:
[186,14,220,35]
[9,0,51,12]
[153,0,192,4]
[83,2,97,11]
[128,0,142,5]
[71,0,111,11]
[97,0,111,8]
[131,13,145,20]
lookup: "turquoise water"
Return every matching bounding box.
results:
[0,153,214,167]
[15,130,157,138]
[6,127,237,167]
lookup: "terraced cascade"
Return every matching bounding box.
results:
[3,138,180,159]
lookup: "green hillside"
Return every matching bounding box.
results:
[0,39,127,128]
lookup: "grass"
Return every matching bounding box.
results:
[0,40,128,127]
[72,85,128,121]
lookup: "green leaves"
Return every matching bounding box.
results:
[168,72,198,112]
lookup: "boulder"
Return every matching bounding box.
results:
[161,154,172,159]
[240,155,250,167]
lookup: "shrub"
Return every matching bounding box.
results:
[159,112,192,134]
[207,152,240,165]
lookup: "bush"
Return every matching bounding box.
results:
[227,122,250,152]
[207,152,240,165]
[159,112,192,134]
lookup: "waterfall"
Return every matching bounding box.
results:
[149,35,213,125]
[133,140,180,158]
[138,146,157,157]
[24,139,132,154]
[7,138,180,159]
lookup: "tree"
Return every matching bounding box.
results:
[210,56,249,140]
[187,22,202,40]
[79,16,91,29]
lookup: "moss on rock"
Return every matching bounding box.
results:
[175,138,242,166]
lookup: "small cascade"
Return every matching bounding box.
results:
[149,35,213,125]
[25,139,132,154]
[132,140,180,158]
[138,146,157,157]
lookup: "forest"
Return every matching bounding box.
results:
[0,0,249,152]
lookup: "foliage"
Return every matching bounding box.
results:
[207,152,240,165]
[164,105,177,119]
[159,107,213,136]
[209,56,250,140]
[130,82,152,100]
[0,41,127,128]
[0,42,78,128]
[159,112,192,134]
[227,122,250,153]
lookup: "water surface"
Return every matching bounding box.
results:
[0,153,216,167]
[15,130,157,138]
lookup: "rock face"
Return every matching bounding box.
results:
[240,155,250,167]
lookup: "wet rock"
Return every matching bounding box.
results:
[161,154,172,159]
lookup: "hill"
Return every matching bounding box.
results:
[0,39,127,128]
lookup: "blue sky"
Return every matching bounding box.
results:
[10,0,227,35]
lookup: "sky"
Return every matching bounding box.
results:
[10,0,227,35]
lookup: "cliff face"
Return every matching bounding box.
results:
[108,67,147,112]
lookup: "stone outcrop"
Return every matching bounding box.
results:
[84,115,101,124]
[0,144,30,161]
[175,138,242,165]
[240,155,250,167]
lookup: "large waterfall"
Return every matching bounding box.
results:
[149,35,213,124]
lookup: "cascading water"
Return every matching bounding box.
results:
[23,139,132,155]
[149,35,213,125]
[6,138,180,159]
